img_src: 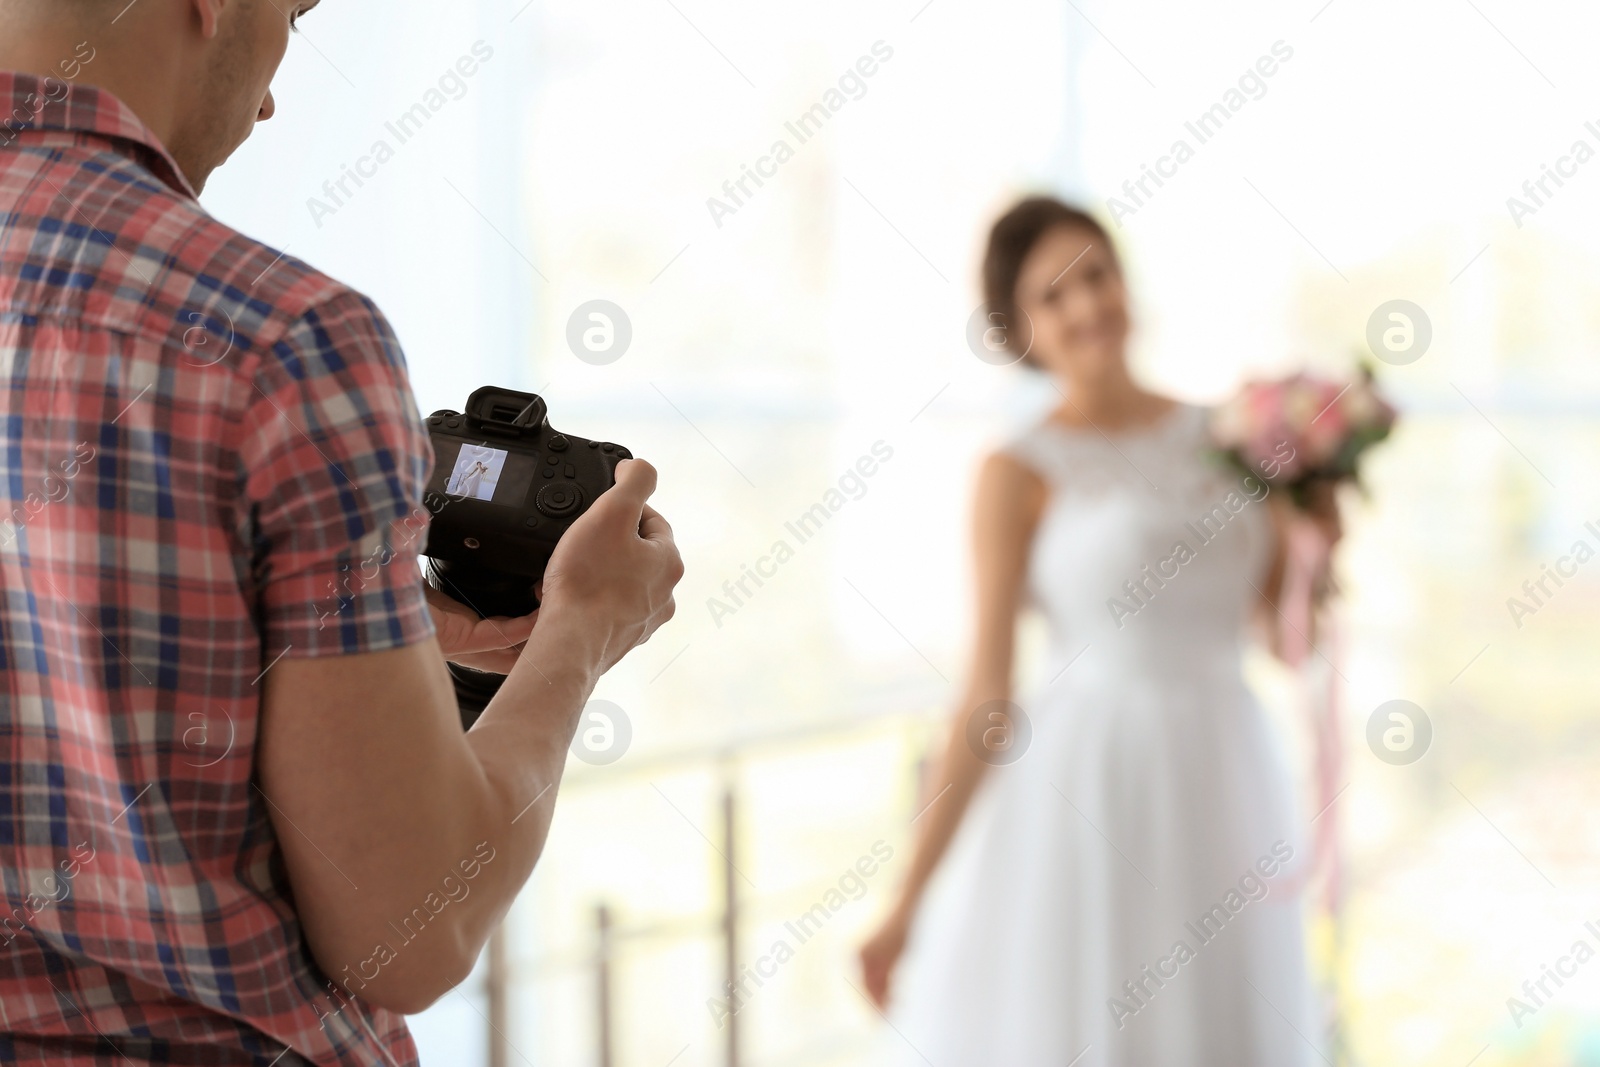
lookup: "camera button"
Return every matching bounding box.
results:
[563,464,576,478]
[536,483,582,518]
[549,435,569,452]
[542,467,555,478]
[601,443,614,453]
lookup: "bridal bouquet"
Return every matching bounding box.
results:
[1211,370,1397,510]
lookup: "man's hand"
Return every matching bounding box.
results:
[537,458,682,676]
[424,456,681,680]
[426,585,536,674]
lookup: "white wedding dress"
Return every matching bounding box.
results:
[887,404,1315,1067]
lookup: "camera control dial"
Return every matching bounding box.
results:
[536,482,583,518]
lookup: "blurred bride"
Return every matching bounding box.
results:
[859,197,1327,1066]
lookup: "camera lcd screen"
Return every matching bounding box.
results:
[446,444,509,501]
[440,443,537,508]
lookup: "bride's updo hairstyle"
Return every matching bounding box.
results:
[981,196,1117,366]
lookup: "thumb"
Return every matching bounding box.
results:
[589,458,657,525]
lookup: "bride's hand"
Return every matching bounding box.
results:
[1290,481,1342,602]
[1300,478,1343,550]
[859,907,912,1010]
[1266,480,1342,546]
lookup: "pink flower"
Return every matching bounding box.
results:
[1211,371,1396,495]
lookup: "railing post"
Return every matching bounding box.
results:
[597,902,615,1067]
[722,785,741,1067]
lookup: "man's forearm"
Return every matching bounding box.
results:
[260,614,610,1014]
[456,611,608,921]
[371,611,611,1004]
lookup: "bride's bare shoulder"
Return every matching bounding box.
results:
[972,448,1048,536]
[978,447,1045,482]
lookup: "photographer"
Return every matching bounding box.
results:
[0,2,681,1064]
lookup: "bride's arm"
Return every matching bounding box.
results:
[859,450,1045,1007]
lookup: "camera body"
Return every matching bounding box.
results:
[423,386,631,582]
[421,386,631,724]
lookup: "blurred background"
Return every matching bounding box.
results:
[206,1,1600,1064]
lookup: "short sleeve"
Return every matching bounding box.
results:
[237,288,437,657]
[998,425,1069,485]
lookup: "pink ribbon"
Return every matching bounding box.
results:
[1278,515,1344,910]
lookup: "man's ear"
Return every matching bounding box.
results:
[191,0,226,40]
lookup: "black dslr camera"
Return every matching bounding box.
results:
[421,387,631,727]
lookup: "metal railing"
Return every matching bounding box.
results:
[479,698,939,1067]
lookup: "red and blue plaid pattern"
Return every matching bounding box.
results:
[0,73,438,1064]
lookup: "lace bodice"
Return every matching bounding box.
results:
[1003,404,1273,676]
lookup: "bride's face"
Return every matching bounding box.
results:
[1012,225,1130,382]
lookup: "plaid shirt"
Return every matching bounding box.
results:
[0,73,438,1064]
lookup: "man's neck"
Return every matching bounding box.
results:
[0,21,183,153]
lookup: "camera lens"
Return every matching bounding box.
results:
[423,556,540,729]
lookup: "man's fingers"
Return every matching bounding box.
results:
[452,613,536,655]
[451,648,523,675]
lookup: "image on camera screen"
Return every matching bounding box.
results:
[445,444,509,502]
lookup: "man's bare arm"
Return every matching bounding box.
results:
[257,460,681,1013]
